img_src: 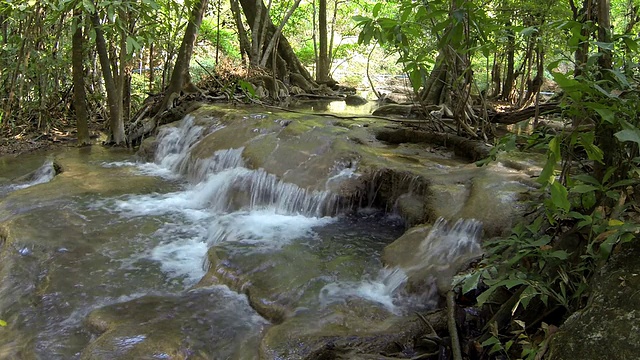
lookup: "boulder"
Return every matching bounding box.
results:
[548,242,640,360]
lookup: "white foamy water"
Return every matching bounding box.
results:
[96,114,344,288]
[207,209,334,249]
[9,160,57,190]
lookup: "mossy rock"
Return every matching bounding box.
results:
[548,242,640,360]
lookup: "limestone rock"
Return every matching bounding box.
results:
[548,242,640,360]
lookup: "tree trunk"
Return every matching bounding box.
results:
[490,56,501,98]
[91,13,125,145]
[316,0,329,82]
[502,24,515,101]
[572,0,593,77]
[230,0,251,65]
[259,0,302,68]
[149,42,155,92]
[159,0,209,112]
[594,0,617,181]
[72,9,90,146]
[421,53,448,104]
[239,0,315,84]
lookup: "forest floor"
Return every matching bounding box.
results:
[0,120,105,156]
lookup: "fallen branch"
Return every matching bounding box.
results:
[489,102,561,124]
[447,291,463,360]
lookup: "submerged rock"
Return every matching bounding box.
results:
[82,287,267,360]
[548,242,640,360]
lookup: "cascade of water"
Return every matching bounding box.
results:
[144,114,343,217]
[317,217,483,312]
[416,217,483,266]
[9,160,56,190]
[319,267,409,313]
[153,114,207,174]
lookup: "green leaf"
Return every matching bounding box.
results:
[594,108,615,124]
[0,319,6,326]
[615,128,640,147]
[594,41,614,50]
[538,155,557,185]
[481,336,500,347]
[462,271,481,294]
[372,3,382,17]
[551,181,570,212]
[549,250,569,260]
[82,0,95,13]
[520,26,538,37]
[578,132,604,163]
[571,184,598,193]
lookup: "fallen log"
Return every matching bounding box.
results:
[375,127,492,161]
[488,102,561,124]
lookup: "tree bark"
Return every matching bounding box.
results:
[317,0,329,82]
[502,24,515,101]
[230,0,251,64]
[91,13,125,145]
[72,9,90,145]
[159,0,209,112]
[259,0,302,68]
[594,0,617,181]
[239,0,315,84]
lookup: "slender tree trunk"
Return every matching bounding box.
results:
[159,0,209,111]
[91,13,125,144]
[317,0,329,82]
[572,0,593,77]
[490,55,501,98]
[502,24,515,101]
[594,0,617,181]
[149,42,155,92]
[230,0,251,65]
[72,9,90,145]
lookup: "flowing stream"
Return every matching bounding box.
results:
[0,108,500,359]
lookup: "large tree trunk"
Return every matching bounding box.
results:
[159,0,209,112]
[72,9,90,146]
[239,0,315,86]
[420,53,448,104]
[91,13,125,145]
[259,0,302,68]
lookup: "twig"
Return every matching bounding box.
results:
[447,290,463,360]
[415,311,437,335]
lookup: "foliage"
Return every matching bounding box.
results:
[199,19,242,59]
[295,39,316,65]
[460,7,640,357]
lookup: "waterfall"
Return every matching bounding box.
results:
[318,217,483,313]
[9,160,57,190]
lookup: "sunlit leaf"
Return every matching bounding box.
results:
[608,219,624,227]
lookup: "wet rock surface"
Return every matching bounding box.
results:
[81,287,267,360]
[548,242,640,360]
[0,105,545,358]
